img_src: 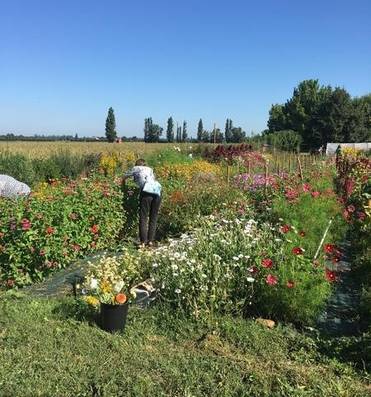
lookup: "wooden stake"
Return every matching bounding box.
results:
[297,155,304,181]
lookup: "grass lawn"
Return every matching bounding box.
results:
[0,294,370,397]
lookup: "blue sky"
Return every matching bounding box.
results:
[0,0,370,137]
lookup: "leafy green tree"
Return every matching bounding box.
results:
[144,118,162,142]
[105,107,117,142]
[231,127,245,143]
[182,121,188,142]
[197,119,203,142]
[201,130,210,143]
[166,117,174,142]
[267,130,302,152]
[176,125,182,143]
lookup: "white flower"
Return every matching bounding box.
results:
[175,288,181,294]
[113,280,124,293]
[152,263,159,268]
[90,278,98,290]
[246,277,255,283]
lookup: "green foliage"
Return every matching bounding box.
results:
[105,107,117,143]
[267,79,371,150]
[0,151,100,186]
[144,117,163,143]
[0,177,124,287]
[182,120,188,142]
[0,296,369,397]
[266,130,302,152]
[197,118,204,142]
[166,116,174,142]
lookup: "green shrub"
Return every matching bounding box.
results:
[0,176,124,287]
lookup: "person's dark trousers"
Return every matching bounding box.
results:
[139,191,161,244]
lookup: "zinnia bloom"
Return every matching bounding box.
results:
[311,191,320,198]
[324,243,336,254]
[357,211,366,221]
[20,218,31,231]
[280,224,291,233]
[46,226,55,235]
[302,183,311,192]
[325,269,337,282]
[347,204,355,213]
[299,231,306,237]
[292,247,304,255]
[266,274,278,286]
[261,258,273,268]
[115,293,127,304]
[286,280,295,288]
[90,224,99,234]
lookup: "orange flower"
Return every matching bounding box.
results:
[115,293,127,304]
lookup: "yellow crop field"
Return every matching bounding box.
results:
[0,141,191,159]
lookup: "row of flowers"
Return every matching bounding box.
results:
[0,176,124,288]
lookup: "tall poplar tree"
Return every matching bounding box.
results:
[105,107,117,142]
[182,121,188,142]
[197,119,203,142]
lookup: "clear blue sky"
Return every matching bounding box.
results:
[0,0,370,138]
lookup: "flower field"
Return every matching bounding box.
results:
[0,143,370,396]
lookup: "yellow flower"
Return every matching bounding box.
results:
[85,296,100,306]
[100,280,112,293]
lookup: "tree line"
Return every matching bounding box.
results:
[265,79,371,151]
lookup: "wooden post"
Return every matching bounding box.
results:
[297,155,304,182]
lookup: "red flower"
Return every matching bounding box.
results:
[324,244,336,254]
[357,211,366,221]
[266,274,278,286]
[325,268,337,282]
[299,231,306,237]
[347,204,355,213]
[292,247,304,255]
[261,258,273,268]
[46,226,55,235]
[286,280,295,288]
[90,224,100,234]
[311,191,320,198]
[343,209,350,220]
[280,224,291,233]
[20,218,31,231]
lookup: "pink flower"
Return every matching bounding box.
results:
[302,183,311,192]
[311,191,320,198]
[266,274,278,286]
[20,218,31,231]
[324,244,336,254]
[347,204,355,213]
[261,258,273,268]
[357,211,366,221]
[90,224,99,234]
[285,189,299,201]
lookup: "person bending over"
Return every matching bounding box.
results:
[0,174,31,198]
[122,159,162,248]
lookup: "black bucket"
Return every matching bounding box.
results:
[100,302,129,333]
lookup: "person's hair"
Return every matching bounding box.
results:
[135,158,146,166]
